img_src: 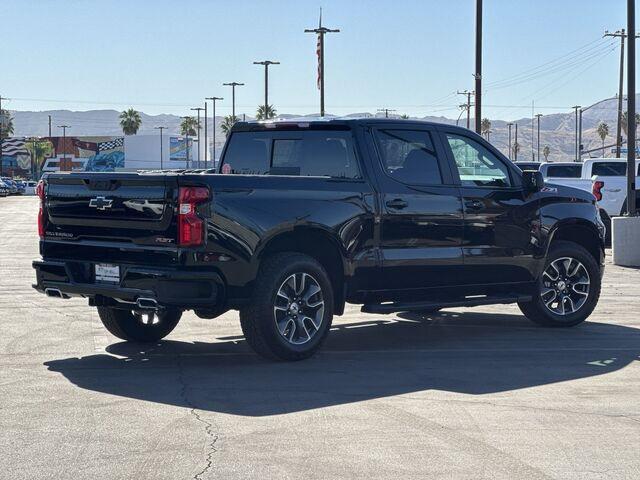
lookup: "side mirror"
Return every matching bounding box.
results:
[522,170,544,193]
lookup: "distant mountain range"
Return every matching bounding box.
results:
[9,95,640,162]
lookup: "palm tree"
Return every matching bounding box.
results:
[180,116,199,136]
[621,111,640,138]
[0,109,14,139]
[481,118,491,139]
[543,145,550,161]
[596,122,609,156]
[256,105,277,120]
[221,115,239,135]
[119,108,142,135]
[400,114,410,120]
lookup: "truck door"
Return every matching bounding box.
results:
[369,125,465,294]
[440,130,538,286]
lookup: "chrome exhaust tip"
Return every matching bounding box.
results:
[45,288,65,299]
[136,297,159,310]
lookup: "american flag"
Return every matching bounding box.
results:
[316,33,322,90]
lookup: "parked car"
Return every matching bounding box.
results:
[22,181,38,195]
[0,180,9,197]
[33,118,605,361]
[1,178,18,195]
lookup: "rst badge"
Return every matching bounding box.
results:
[89,196,113,211]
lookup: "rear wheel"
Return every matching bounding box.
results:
[97,306,182,342]
[240,252,334,361]
[518,241,601,327]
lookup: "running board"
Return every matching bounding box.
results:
[361,294,532,314]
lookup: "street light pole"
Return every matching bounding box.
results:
[204,101,208,168]
[191,107,204,167]
[223,82,244,121]
[253,61,280,118]
[474,0,483,134]
[0,95,7,177]
[205,97,223,166]
[305,10,340,117]
[507,123,513,159]
[57,125,70,171]
[154,126,165,169]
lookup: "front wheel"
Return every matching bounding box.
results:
[97,306,182,342]
[240,252,334,361]
[518,241,601,327]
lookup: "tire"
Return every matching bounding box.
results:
[518,241,601,327]
[240,252,334,361]
[97,306,182,342]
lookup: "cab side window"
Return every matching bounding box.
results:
[375,129,443,185]
[446,134,512,188]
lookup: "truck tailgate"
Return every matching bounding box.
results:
[43,173,178,260]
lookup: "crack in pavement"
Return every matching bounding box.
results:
[176,354,219,480]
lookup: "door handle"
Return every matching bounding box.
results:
[465,199,483,210]
[386,198,408,209]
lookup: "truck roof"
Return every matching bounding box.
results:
[232,117,469,133]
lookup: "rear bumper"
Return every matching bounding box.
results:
[32,259,225,309]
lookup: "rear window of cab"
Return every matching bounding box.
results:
[220,130,361,179]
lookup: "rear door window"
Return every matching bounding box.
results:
[374,129,443,185]
[592,162,627,176]
[546,165,582,178]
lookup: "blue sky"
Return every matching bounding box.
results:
[1,0,634,120]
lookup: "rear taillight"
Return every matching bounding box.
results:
[36,180,45,238]
[592,180,604,202]
[178,186,210,247]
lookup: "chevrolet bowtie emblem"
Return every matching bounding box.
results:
[89,196,113,211]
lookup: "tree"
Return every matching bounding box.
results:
[481,118,491,139]
[119,108,142,135]
[221,115,239,135]
[256,105,277,120]
[543,145,550,161]
[597,122,609,156]
[512,141,520,158]
[400,114,410,120]
[0,109,14,139]
[621,111,640,138]
[180,116,199,136]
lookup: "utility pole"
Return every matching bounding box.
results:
[48,115,52,137]
[0,95,6,177]
[154,126,165,169]
[181,117,190,169]
[191,107,204,167]
[223,82,244,121]
[253,60,280,119]
[305,9,340,117]
[514,123,518,161]
[572,106,581,162]
[377,108,396,118]
[626,0,636,216]
[535,114,543,162]
[605,29,631,158]
[457,90,474,129]
[57,125,70,171]
[507,123,513,158]
[474,0,482,134]
[205,97,223,166]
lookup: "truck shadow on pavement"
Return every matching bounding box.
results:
[44,311,640,416]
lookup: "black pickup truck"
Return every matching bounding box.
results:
[33,118,606,360]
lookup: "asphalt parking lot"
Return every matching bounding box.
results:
[1,195,640,480]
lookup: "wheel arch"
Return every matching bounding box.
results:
[256,227,347,315]
[547,220,604,265]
